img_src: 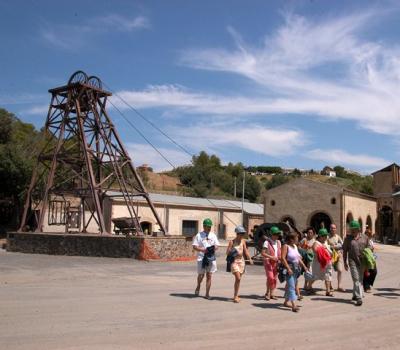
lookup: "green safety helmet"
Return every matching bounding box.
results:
[270,226,282,235]
[350,220,361,229]
[203,218,213,227]
[318,228,329,237]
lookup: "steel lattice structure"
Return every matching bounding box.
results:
[19,71,166,235]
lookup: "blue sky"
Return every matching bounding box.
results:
[1,0,400,173]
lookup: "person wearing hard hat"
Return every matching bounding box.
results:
[261,226,282,301]
[226,225,253,303]
[310,228,334,297]
[343,220,371,306]
[192,218,220,299]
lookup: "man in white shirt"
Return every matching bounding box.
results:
[192,218,220,299]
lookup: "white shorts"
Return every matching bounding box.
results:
[197,260,217,274]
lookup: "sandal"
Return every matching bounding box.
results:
[283,301,291,308]
[270,296,278,300]
[194,288,200,296]
[297,295,303,301]
[264,293,270,301]
[233,297,240,303]
[292,306,300,313]
[326,292,334,297]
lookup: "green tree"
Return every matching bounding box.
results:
[333,165,346,178]
[265,174,290,190]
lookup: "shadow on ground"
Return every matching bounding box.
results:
[373,288,400,299]
[311,297,354,305]
[252,302,301,311]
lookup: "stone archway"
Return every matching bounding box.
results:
[309,212,332,234]
[366,215,372,232]
[346,212,354,234]
[358,217,363,233]
[379,205,393,243]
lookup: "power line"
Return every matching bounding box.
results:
[108,99,176,169]
[107,96,240,227]
[103,81,194,158]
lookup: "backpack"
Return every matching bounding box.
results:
[362,248,376,269]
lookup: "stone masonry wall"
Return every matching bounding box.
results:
[7,232,195,261]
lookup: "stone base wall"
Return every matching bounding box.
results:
[7,232,196,261]
[140,236,195,261]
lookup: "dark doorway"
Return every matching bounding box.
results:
[309,212,332,233]
[358,217,363,233]
[366,215,372,231]
[140,221,152,235]
[379,206,393,243]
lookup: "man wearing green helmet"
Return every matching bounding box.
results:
[192,218,220,299]
[343,220,371,306]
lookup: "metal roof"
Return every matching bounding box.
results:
[107,191,264,216]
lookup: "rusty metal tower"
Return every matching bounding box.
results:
[19,71,166,235]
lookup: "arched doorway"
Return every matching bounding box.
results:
[358,217,363,233]
[346,212,354,234]
[309,212,332,234]
[379,206,393,243]
[140,221,152,235]
[366,215,372,231]
[280,216,296,229]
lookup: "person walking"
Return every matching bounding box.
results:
[281,232,308,312]
[226,225,253,303]
[261,226,282,301]
[193,218,220,299]
[300,227,316,293]
[343,220,371,306]
[328,224,345,292]
[363,228,377,293]
[310,228,334,296]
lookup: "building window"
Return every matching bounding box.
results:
[331,197,336,205]
[271,200,276,206]
[182,220,198,236]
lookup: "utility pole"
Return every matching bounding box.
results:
[241,171,246,225]
[234,177,237,198]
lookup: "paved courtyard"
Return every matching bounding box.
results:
[1,244,399,350]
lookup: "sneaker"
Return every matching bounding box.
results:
[356,299,363,306]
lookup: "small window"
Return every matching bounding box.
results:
[271,200,276,206]
[331,198,336,205]
[182,220,198,236]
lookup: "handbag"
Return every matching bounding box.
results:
[278,264,286,283]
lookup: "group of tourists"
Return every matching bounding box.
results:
[192,218,377,312]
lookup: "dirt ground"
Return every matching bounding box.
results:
[1,244,399,350]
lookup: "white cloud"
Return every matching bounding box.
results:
[306,148,389,169]
[40,14,150,50]
[168,9,400,136]
[98,15,150,31]
[170,123,307,157]
[126,143,191,172]
[22,104,49,116]
[0,94,47,105]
